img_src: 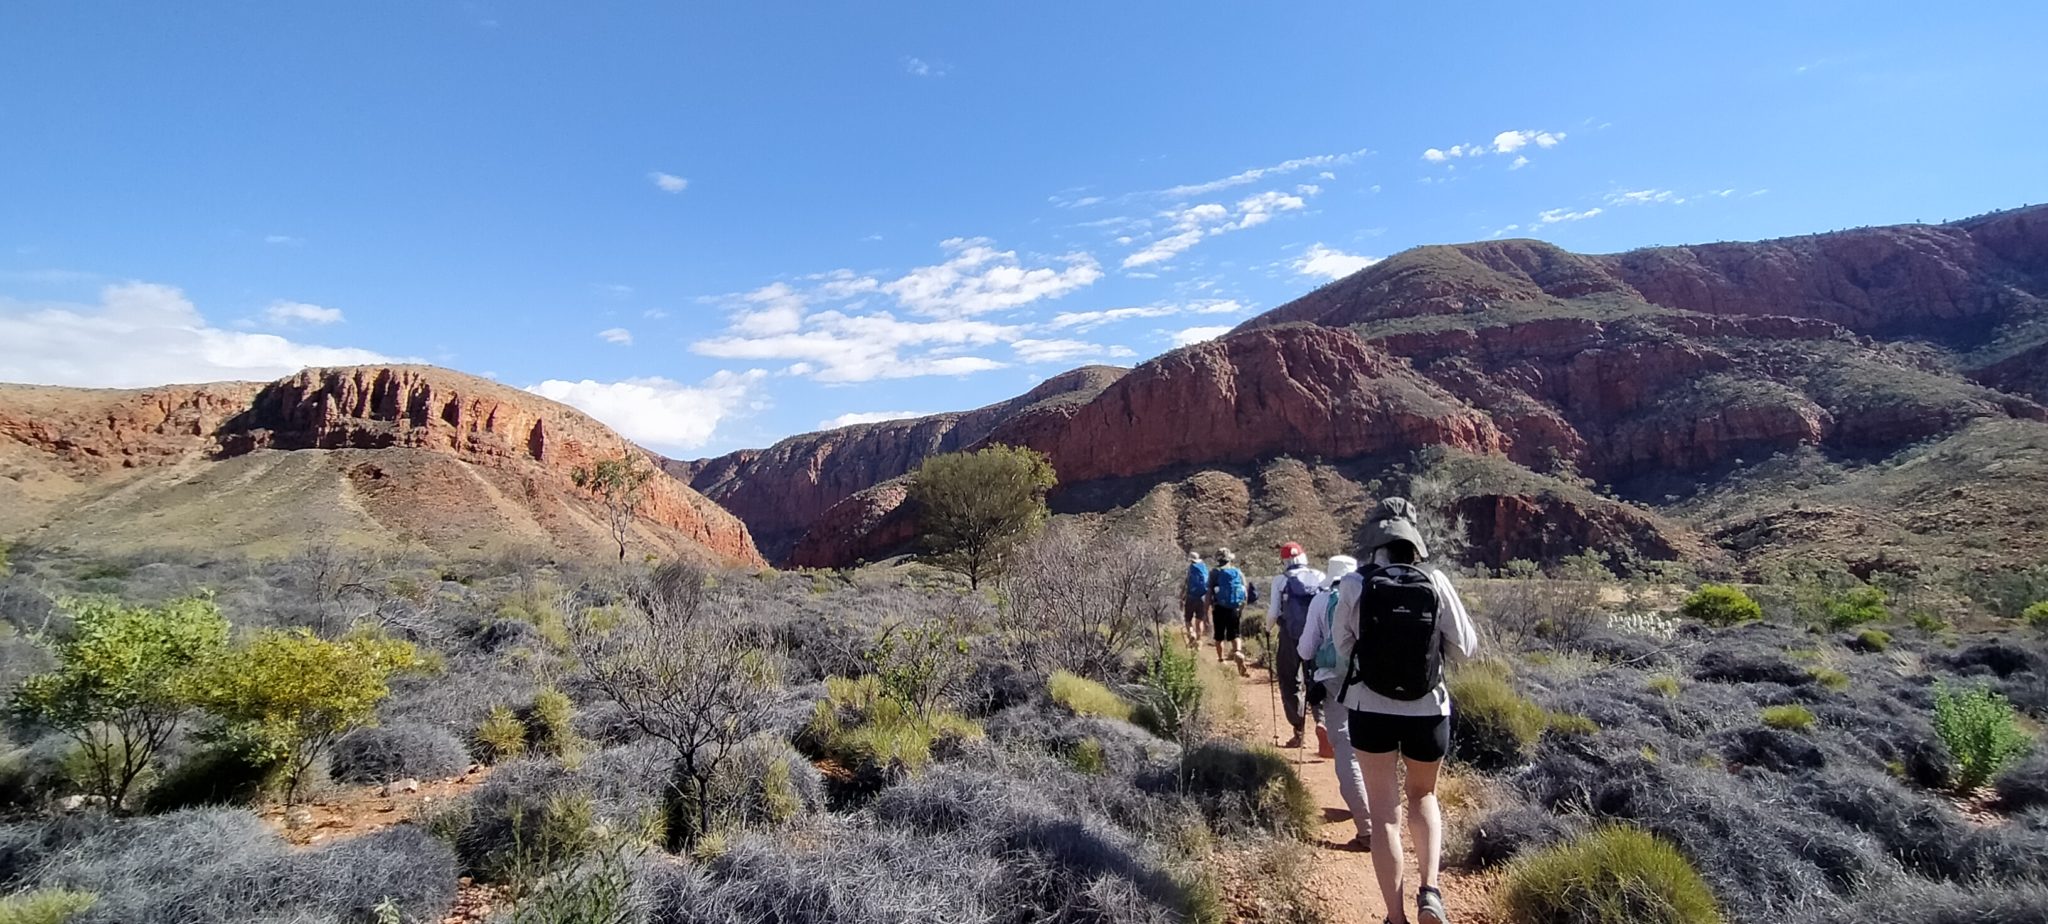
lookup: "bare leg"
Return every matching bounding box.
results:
[1405,757,1444,893]
[1358,748,1408,923]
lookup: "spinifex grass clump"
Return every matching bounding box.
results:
[803,674,982,778]
[1447,661,1546,770]
[1049,671,1133,722]
[1499,826,1723,924]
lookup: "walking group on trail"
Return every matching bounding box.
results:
[1180,498,1478,924]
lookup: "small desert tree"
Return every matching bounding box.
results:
[573,454,656,562]
[1000,523,1177,679]
[11,594,230,812]
[567,565,779,846]
[197,628,425,803]
[910,444,1056,589]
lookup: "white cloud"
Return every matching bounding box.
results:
[901,56,949,77]
[1509,155,1530,170]
[1011,338,1136,364]
[1121,188,1312,269]
[595,283,635,298]
[526,370,765,453]
[884,237,1101,318]
[694,311,1018,383]
[728,282,808,335]
[1291,244,1380,281]
[598,327,633,345]
[0,282,394,388]
[1535,207,1603,224]
[1046,305,1182,331]
[264,300,345,326]
[1606,188,1685,206]
[1158,148,1369,198]
[1318,171,1336,180]
[650,172,689,193]
[1492,130,1565,153]
[819,410,934,429]
[1169,326,1233,347]
[263,234,303,246]
[642,308,669,319]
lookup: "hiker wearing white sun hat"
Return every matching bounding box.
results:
[1296,552,1370,849]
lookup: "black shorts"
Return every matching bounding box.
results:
[1211,605,1243,642]
[1347,709,1450,762]
[1183,597,1210,624]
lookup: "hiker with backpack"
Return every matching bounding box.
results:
[1266,541,1325,749]
[1294,553,1370,850]
[1207,548,1252,676]
[1182,551,1211,647]
[1331,498,1478,924]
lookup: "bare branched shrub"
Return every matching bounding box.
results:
[1471,579,1606,652]
[999,524,1180,680]
[567,568,779,847]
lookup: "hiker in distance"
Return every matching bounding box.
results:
[1266,541,1325,750]
[1294,553,1371,851]
[1331,498,1478,924]
[1182,551,1211,647]
[1207,548,1253,676]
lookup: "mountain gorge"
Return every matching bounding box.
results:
[685,205,2048,577]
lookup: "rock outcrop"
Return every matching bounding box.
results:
[0,365,763,565]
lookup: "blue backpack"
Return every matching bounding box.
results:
[1279,569,1320,636]
[1185,562,1210,601]
[1312,589,1343,673]
[1212,567,1247,608]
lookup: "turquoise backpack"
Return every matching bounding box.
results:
[1312,588,1342,673]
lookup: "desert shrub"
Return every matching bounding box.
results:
[1852,628,1892,652]
[1068,738,1107,774]
[1761,704,1816,732]
[1808,667,1850,691]
[1680,584,1760,627]
[1131,642,1203,740]
[1995,751,2048,811]
[1692,644,1808,686]
[194,628,425,803]
[140,743,277,812]
[432,752,667,887]
[1822,879,2048,924]
[477,705,529,763]
[331,723,470,784]
[999,525,1177,680]
[802,675,982,790]
[1447,661,1545,770]
[1932,682,2034,792]
[1824,586,1888,628]
[1049,672,1133,722]
[506,842,642,924]
[2025,601,2048,631]
[1796,766,2048,883]
[1498,826,1722,924]
[529,687,582,760]
[1548,712,1600,737]
[10,595,230,811]
[1717,726,1825,771]
[0,888,95,924]
[1466,804,1575,868]
[15,808,457,924]
[1172,742,1313,837]
[1646,674,1681,698]
[701,734,823,832]
[1478,579,1605,650]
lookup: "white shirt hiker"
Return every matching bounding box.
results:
[1327,566,1479,718]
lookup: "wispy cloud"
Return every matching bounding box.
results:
[1122,187,1312,269]
[1291,244,1380,281]
[263,300,345,326]
[598,327,633,345]
[1535,207,1603,224]
[650,172,689,193]
[526,370,766,453]
[1424,129,1565,164]
[1158,148,1370,198]
[884,238,1102,318]
[263,234,304,246]
[901,56,949,77]
[1011,338,1135,364]
[1169,326,1233,347]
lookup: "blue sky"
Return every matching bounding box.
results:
[3,1,2043,458]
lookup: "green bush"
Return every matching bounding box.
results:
[1132,642,1203,740]
[1547,712,1600,737]
[1933,682,2034,792]
[0,888,97,924]
[1646,674,1681,698]
[1067,738,1107,775]
[802,675,982,777]
[1853,628,1892,652]
[1825,586,1888,628]
[1680,585,1761,627]
[2023,601,2048,632]
[1761,705,1815,732]
[530,687,582,760]
[1048,671,1133,722]
[478,705,529,763]
[1447,661,1546,770]
[1499,826,1722,924]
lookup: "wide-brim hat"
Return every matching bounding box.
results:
[1215,546,1236,563]
[1361,497,1430,560]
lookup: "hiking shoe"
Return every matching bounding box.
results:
[1417,885,1447,924]
[1315,725,1335,758]
[1282,730,1304,749]
[1340,834,1371,852]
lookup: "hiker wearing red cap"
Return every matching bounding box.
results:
[1266,540,1324,749]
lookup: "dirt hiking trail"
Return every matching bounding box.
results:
[1229,658,1499,924]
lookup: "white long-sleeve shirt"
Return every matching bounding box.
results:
[1329,567,1479,717]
